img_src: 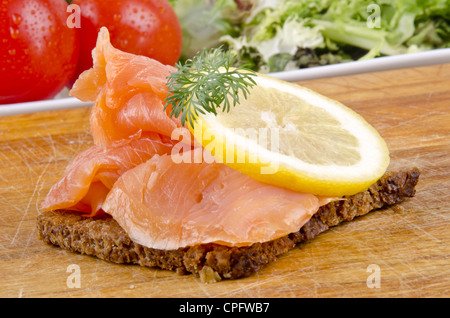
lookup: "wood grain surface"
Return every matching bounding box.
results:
[0,64,449,298]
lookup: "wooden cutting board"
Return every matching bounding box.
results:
[1,63,449,298]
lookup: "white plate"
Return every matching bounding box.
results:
[1,48,449,117]
[0,87,93,117]
[271,47,450,82]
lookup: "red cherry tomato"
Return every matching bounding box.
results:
[69,0,182,86]
[0,0,79,104]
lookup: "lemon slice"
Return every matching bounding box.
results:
[191,73,390,196]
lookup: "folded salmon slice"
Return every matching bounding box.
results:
[70,27,183,147]
[41,135,176,215]
[102,152,333,250]
[41,27,193,216]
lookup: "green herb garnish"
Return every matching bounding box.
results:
[164,47,257,128]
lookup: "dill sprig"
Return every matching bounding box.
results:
[164,47,257,128]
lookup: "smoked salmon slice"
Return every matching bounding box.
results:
[70,27,183,147]
[41,27,192,216]
[41,135,176,215]
[102,152,333,250]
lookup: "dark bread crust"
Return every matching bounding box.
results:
[36,168,420,281]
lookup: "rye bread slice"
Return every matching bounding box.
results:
[36,167,420,282]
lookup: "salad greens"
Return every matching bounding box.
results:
[169,0,450,73]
